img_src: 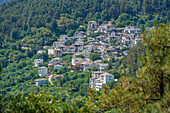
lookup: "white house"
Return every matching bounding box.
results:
[48,49,54,55]
[100,72,114,84]
[81,61,94,72]
[89,71,115,90]
[82,51,91,58]
[53,42,65,48]
[95,78,104,90]
[49,58,62,65]
[37,50,46,54]
[95,72,114,90]
[86,30,93,35]
[89,78,96,88]
[124,26,141,34]
[35,78,48,86]
[53,49,62,57]
[99,63,108,71]
[72,58,84,65]
[87,21,98,30]
[88,37,95,42]
[38,67,48,76]
[92,71,105,79]
[60,35,68,39]
[34,59,43,67]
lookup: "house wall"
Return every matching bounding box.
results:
[48,49,54,55]
[35,79,48,86]
[104,75,114,83]
[39,68,48,76]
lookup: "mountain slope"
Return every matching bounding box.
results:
[0,0,169,42]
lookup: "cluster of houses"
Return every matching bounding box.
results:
[71,54,108,72]
[33,21,154,89]
[34,57,64,86]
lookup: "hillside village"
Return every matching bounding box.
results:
[34,21,154,90]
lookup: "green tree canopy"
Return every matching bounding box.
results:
[88,53,101,61]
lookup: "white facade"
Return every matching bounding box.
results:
[72,58,84,65]
[124,26,141,34]
[89,71,115,90]
[38,67,48,76]
[37,50,46,54]
[81,61,94,72]
[48,49,54,55]
[87,21,98,29]
[100,73,114,84]
[95,79,104,90]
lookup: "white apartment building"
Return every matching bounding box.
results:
[89,71,115,90]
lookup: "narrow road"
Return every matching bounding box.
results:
[48,74,53,85]
[48,74,62,88]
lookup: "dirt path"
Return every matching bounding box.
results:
[48,74,53,85]
[48,74,62,88]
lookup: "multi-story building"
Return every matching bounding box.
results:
[89,71,115,90]
[87,21,98,30]
[38,67,48,76]
[54,49,62,57]
[81,61,94,72]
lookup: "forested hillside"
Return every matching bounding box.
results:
[0,0,169,112]
[0,0,169,67]
[0,23,169,113]
[0,0,169,43]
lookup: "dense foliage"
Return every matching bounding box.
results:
[0,23,169,112]
[0,0,169,45]
[0,0,169,112]
[53,71,92,97]
[117,43,146,77]
[88,53,102,61]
